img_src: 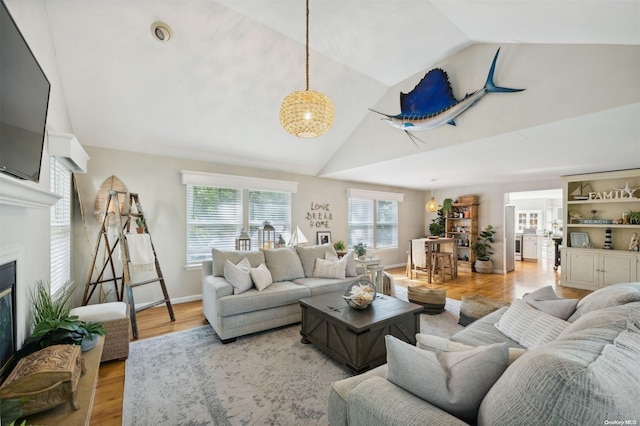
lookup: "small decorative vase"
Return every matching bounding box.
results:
[81,333,100,351]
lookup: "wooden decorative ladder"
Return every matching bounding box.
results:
[82,190,175,339]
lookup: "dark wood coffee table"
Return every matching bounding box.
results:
[299,291,422,373]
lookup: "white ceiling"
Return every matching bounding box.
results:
[15,0,640,190]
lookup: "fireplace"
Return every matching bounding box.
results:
[0,261,17,383]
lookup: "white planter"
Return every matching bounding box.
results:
[474,260,493,274]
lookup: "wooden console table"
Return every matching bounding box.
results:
[24,337,104,426]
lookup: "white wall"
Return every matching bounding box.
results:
[72,146,426,307]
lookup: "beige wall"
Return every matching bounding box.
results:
[73,146,426,306]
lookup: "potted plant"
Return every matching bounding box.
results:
[627,210,640,225]
[352,242,367,260]
[17,281,106,359]
[442,198,453,218]
[429,207,446,236]
[471,225,496,273]
[135,217,146,233]
[333,240,346,254]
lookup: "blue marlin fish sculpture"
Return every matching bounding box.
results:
[370,48,524,145]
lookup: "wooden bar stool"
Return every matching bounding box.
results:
[432,252,453,282]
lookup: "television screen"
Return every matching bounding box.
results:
[0,0,50,183]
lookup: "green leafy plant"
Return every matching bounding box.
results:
[352,242,367,257]
[441,198,453,217]
[627,210,640,225]
[16,281,106,359]
[429,207,446,236]
[471,225,496,261]
[135,217,146,229]
[1,398,27,426]
[333,240,346,252]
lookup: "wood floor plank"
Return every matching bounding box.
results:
[89,260,589,425]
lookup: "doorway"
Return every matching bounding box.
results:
[505,189,563,271]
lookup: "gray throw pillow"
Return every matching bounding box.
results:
[295,244,337,277]
[342,251,357,277]
[250,263,273,291]
[263,247,304,282]
[223,257,253,294]
[386,335,509,423]
[522,285,578,320]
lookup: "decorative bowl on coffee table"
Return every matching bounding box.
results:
[343,279,377,309]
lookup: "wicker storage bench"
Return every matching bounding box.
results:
[70,302,130,362]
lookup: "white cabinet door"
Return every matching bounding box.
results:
[522,236,537,260]
[601,253,637,287]
[565,251,598,289]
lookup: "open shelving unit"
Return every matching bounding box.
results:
[445,198,479,272]
[561,169,640,290]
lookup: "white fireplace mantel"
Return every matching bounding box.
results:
[0,173,61,208]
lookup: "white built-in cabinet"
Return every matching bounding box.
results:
[522,235,538,260]
[561,169,640,290]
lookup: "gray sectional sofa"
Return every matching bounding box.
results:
[202,244,361,342]
[328,282,640,425]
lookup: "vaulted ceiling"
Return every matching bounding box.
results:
[9,0,640,189]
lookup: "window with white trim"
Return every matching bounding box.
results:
[347,189,402,250]
[50,157,71,296]
[182,171,297,266]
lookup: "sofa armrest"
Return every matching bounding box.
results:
[202,260,214,280]
[347,376,469,426]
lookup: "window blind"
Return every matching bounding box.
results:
[248,190,291,244]
[186,185,243,264]
[50,158,71,297]
[348,198,374,248]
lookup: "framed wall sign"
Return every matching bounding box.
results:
[317,231,332,245]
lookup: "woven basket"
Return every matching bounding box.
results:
[408,287,446,315]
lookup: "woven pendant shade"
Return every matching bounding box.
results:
[280,0,334,138]
[279,90,334,138]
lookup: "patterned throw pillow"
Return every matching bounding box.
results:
[495,299,570,348]
[312,258,347,280]
[250,263,273,291]
[386,335,509,423]
[224,257,253,294]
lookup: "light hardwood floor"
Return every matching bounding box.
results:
[90,259,590,425]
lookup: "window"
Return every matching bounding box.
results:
[182,171,297,266]
[347,189,402,250]
[186,185,243,263]
[50,158,71,296]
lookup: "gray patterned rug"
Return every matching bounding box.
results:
[122,296,463,425]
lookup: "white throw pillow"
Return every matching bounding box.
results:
[386,335,509,423]
[250,263,273,291]
[416,334,526,365]
[224,257,253,294]
[495,298,570,348]
[312,257,346,279]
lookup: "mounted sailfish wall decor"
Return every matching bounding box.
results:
[370,48,524,145]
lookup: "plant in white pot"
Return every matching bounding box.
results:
[471,225,496,273]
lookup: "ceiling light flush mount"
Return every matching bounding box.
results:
[279,0,334,138]
[151,21,172,43]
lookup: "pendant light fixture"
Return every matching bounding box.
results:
[279,0,334,138]
[426,181,439,212]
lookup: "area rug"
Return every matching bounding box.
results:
[122,293,463,425]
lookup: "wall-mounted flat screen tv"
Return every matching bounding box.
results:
[0,0,50,183]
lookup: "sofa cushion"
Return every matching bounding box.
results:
[312,257,347,279]
[478,305,640,425]
[568,282,640,322]
[217,281,310,317]
[458,294,510,325]
[416,334,525,365]
[295,244,337,277]
[224,258,253,294]
[263,247,305,282]
[212,249,265,277]
[522,285,578,320]
[385,335,509,423]
[250,263,273,291]
[558,301,640,341]
[451,307,524,349]
[495,299,569,349]
[292,277,353,297]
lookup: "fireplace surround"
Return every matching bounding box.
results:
[0,261,16,382]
